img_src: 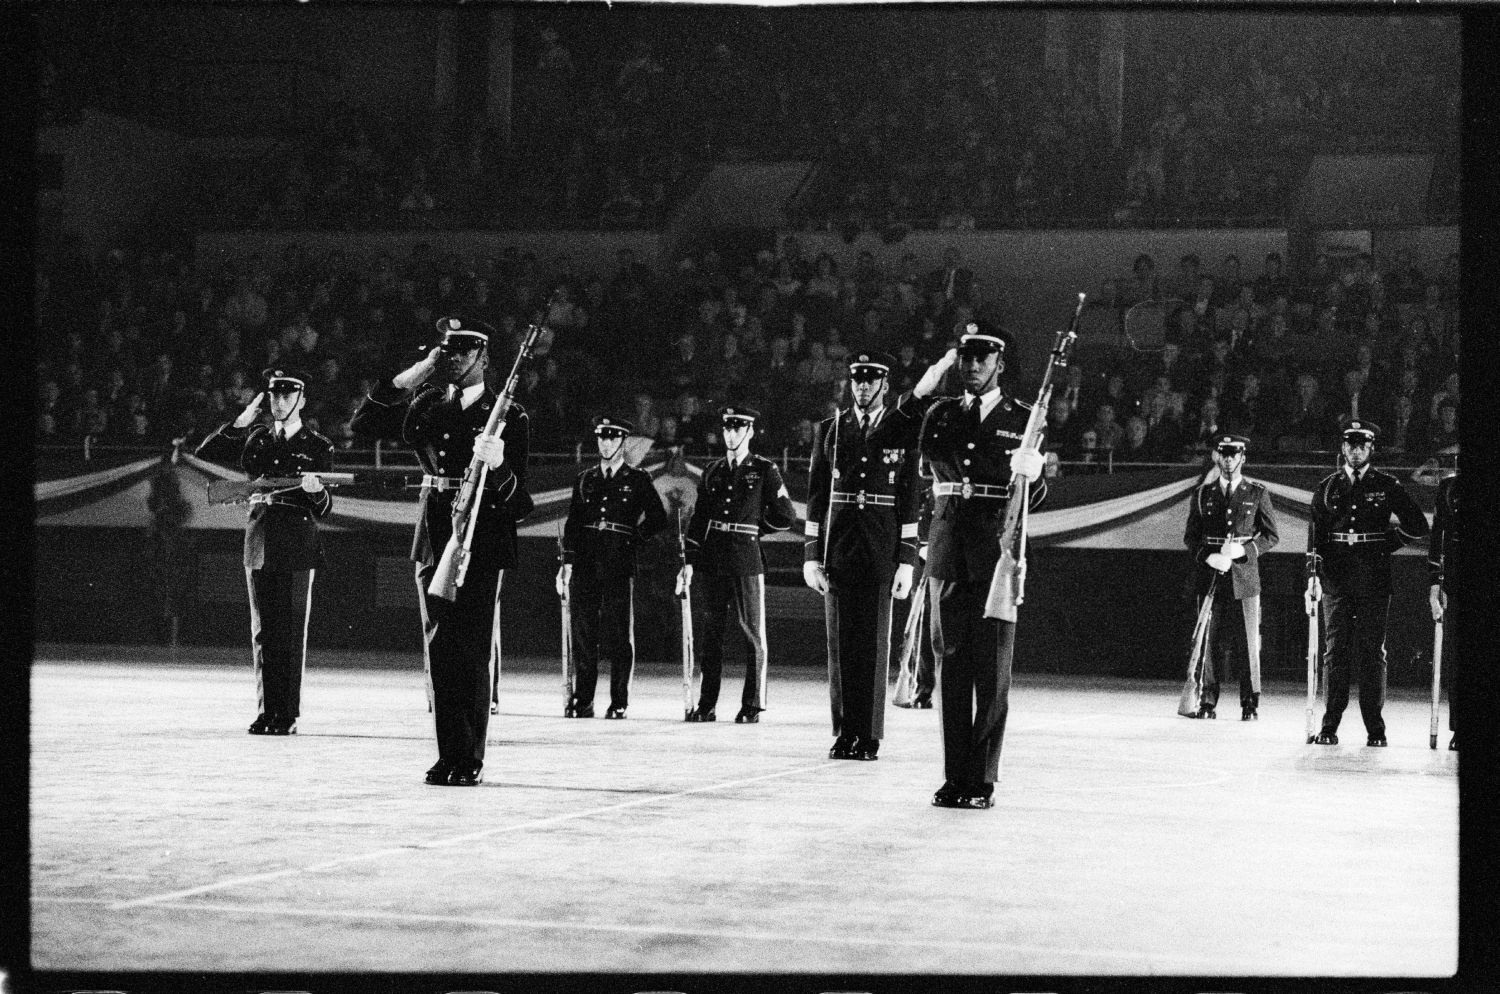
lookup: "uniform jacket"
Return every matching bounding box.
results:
[684,453,797,576]
[804,405,922,583]
[350,381,533,570]
[196,420,334,571]
[1428,473,1457,589]
[1306,465,1430,597]
[896,390,1047,584]
[1184,476,1279,599]
[562,463,670,575]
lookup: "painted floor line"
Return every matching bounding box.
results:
[108,760,833,911]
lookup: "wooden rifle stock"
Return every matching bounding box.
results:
[428,306,554,601]
[983,293,1086,621]
[207,473,355,505]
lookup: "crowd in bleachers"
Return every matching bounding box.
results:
[37,232,1460,474]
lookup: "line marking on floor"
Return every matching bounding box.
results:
[108,760,833,910]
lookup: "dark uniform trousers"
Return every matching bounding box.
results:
[897,388,1047,789]
[1309,465,1430,739]
[197,420,334,723]
[562,464,669,712]
[825,580,894,741]
[697,571,769,712]
[685,454,796,714]
[350,381,532,769]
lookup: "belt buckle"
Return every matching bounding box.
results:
[960,481,974,500]
[856,490,867,510]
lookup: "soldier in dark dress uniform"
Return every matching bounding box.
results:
[1428,462,1458,751]
[1307,419,1430,746]
[197,368,334,736]
[557,416,670,719]
[805,351,922,761]
[1182,433,1280,720]
[676,406,798,723]
[893,324,1047,809]
[350,317,533,785]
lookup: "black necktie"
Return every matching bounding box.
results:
[274,426,285,443]
[966,397,981,429]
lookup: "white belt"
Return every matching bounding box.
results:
[248,492,304,509]
[1331,531,1384,545]
[933,481,1010,500]
[586,521,635,536]
[709,520,760,536]
[1204,536,1255,546]
[422,474,463,492]
[831,490,897,509]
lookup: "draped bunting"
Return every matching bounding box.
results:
[36,453,1437,553]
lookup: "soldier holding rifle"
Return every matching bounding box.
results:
[804,350,922,762]
[1306,419,1429,747]
[556,416,669,719]
[197,367,335,737]
[1428,460,1458,751]
[895,323,1047,809]
[677,406,797,724]
[1181,433,1279,721]
[351,317,533,786]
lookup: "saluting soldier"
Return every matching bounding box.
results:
[350,317,533,786]
[1306,418,1430,747]
[895,324,1047,810]
[556,416,670,719]
[1428,460,1458,751]
[804,350,922,761]
[197,368,334,736]
[1182,433,1280,721]
[676,406,798,723]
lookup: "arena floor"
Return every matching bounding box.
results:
[29,645,1458,984]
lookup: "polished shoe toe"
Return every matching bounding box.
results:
[958,793,995,810]
[1314,731,1338,745]
[685,707,716,723]
[569,705,595,719]
[1195,707,1216,720]
[829,736,855,760]
[448,762,483,786]
[851,737,880,761]
[734,708,761,724]
[605,706,627,720]
[931,781,963,808]
[247,713,273,735]
[424,761,454,786]
[1241,707,1258,721]
[1366,736,1387,747]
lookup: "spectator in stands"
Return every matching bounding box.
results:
[1383,393,1419,456]
[221,273,269,335]
[675,392,709,453]
[1088,402,1124,454]
[1044,393,1083,461]
[1252,252,1290,306]
[1276,372,1329,450]
[1171,254,1204,301]
[1426,399,1459,454]
[1222,371,1271,447]
[1428,370,1460,424]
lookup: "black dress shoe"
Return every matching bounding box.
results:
[956,784,994,809]
[932,780,964,808]
[424,760,454,786]
[912,694,933,710]
[563,704,576,718]
[248,713,273,735]
[734,707,761,724]
[448,761,483,786]
[605,706,627,720]
[851,737,880,761]
[685,707,716,723]
[569,704,595,719]
[1241,706,1258,721]
[1314,731,1338,745]
[265,714,296,735]
[829,735,855,760]
[1366,735,1387,747]
[1195,706,1216,720]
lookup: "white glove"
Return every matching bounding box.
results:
[913,348,958,397]
[233,392,264,429]
[472,434,506,469]
[300,472,324,494]
[1304,577,1322,612]
[891,562,914,600]
[1206,552,1233,573]
[392,347,441,390]
[1430,585,1446,622]
[1009,447,1045,483]
[556,564,572,599]
[803,560,829,595]
[675,565,693,596]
